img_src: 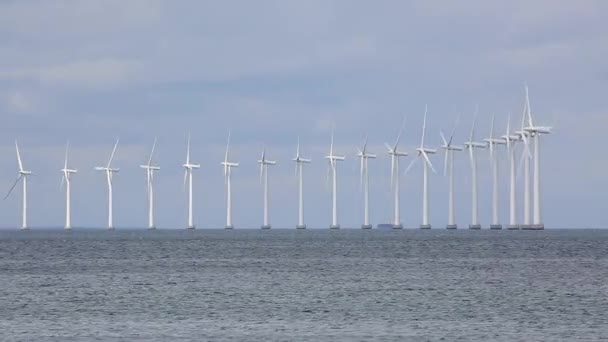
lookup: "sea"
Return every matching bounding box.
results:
[0,229,606,341]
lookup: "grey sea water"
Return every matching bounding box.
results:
[0,229,606,341]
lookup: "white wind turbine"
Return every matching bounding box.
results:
[502,115,521,230]
[357,136,376,229]
[523,85,552,230]
[141,138,160,229]
[258,148,276,229]
[516,94,533,229]
[325,129,345,229]
[385,119,408,229]
[60,141,77,230]
[182,135,200,229]
[94,139,120,230]
[464,112,486,229]
[221,131,239,229]
[404,106,437,229]
[5,141,32,230]
[293,138,311,229]
[484,114,507,230]
[440,117,464,229]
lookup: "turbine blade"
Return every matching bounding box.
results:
[404,157,417,176]
[420,105,428,147]
[469,107,478,142]
[506,114,511,151]
[422,151,436,174]
[259,163,264,184]
[148,137,157,166]
[330,127,335,157]
[525,84,534,127]
[15,141,23,172]
[448,114,460,145]
[359,157,364,191]
[107,138,119,168]
[60,173,65,191]
[394,116,406,149]
[296,136,300,159]
[186,134,191,164]
[183,169,188,189]
[390,155,395,187]
[443,150,448,177]
[384,143,393,152]
[64,141,69,169]
[225,130,231,163]
[440,130,448,146]
[4,175,22,200]
[362,135,368,154]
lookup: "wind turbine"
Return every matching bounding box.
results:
[60,141,77,230]
[293,138,311,229]
[258,148,276,229]
[464,111,486,229]
[94,138,120,230]
[357,136,376,229]
[523,85,552,230]
[182,135,200,229]
[5,141,32,230]
[502,115,521,230]
[516,94,533,229]
[221,131,239,229]
[385,118,408,229]
[140,138,160,229]
[440,117,463,229]
[325,128,345,229]
[484,114,507,230]
[404,106,437,229]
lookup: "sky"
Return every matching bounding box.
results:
[0,0,606,229]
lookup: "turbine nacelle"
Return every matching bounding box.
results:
[484,138,507,146]
[18,170,32,175]
[416,147,437,155]
[325,155,345,161]
[465,142,487,149]
[258,160,277,165]
[221,162,239,168]
[60,169,77,174]
[293,157,311,163]
[524,126,552,135]
[183,163,200,169]
[442,145,464,151]
[94,167,120,172]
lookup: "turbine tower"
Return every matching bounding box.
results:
[293,138,311,229]
[464,113,486,229]
[4,141,32,230]
[94,139,119,230]
[384,119,408,229]
[523,86,552,230]
[325,129,345,229]
[502,116,521,230]
[258,148,276,229]
[357,136,376,229]
[484,115,506,230]
[404,106,437,229]
[221,131,239,229]
[140,138,160,229]
[60,141,77,230]
[182,135,200,229]
[440,117,463,229]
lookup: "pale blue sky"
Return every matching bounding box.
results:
[0,0,606,228]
